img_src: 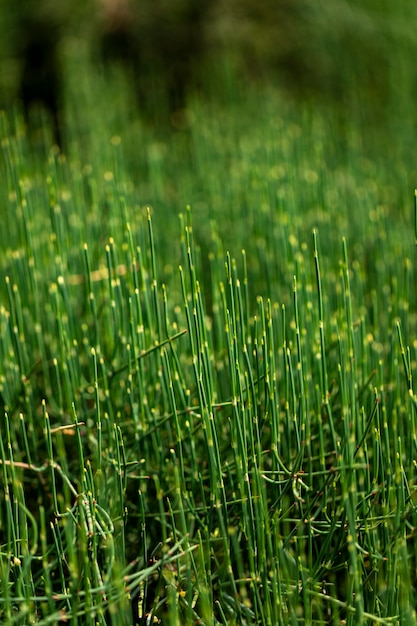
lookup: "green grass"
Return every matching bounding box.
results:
[2,22,417,625]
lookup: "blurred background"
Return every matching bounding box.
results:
[1,0,417,145]
[1,0,417,292]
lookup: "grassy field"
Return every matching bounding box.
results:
[2,8,417,624]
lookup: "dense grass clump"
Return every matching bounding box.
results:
[2,7,417,622]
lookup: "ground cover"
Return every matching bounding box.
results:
[1,10,417,623]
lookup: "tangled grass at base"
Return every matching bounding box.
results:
[2,57,417,626]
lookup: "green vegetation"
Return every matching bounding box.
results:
[2,3,417,624]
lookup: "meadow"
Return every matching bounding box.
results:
[2,5,417,624]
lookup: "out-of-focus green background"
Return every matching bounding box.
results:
[1,0,417,301]
[1,0,417,125]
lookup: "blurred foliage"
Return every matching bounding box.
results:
[211,0,417,116]
[0,0,416,130]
